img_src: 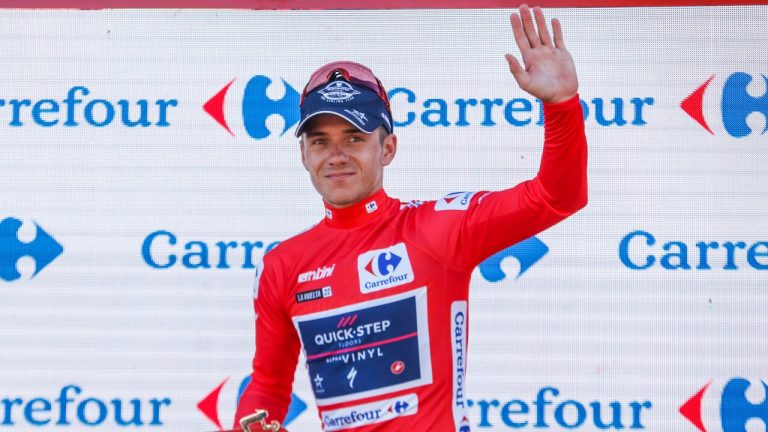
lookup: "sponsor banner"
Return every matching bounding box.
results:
[204,76,657,141]
[140,230,280,270]
[0,385,171,428]
[1,6,767,431]
[465,387,654,430]
[0,86,177,129]
[619,230,768,271]
[292,288,432,406]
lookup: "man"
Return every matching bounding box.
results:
[234,5,586,431]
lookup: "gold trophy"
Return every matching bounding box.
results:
[238,409,284,432]
[212,409,285,432]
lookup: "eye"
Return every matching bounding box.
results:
[312,138,328,146]
[349,135,364,142]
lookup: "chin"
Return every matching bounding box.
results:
[324,190,362,208]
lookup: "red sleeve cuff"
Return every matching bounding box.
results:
[542,93,581,112]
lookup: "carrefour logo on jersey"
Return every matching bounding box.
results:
[435,192,475,211]
[452,301,469,429]
[681,72,768,138]
[0,86,177,128]
[322,394,418,431]
[357,243,415,293]
[204,75,654,140]
[680,377,767,432]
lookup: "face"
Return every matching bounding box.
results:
[300,114,397,208]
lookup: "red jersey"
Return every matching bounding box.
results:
[235,95,587,431]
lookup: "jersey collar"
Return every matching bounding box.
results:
[323,189,390,229]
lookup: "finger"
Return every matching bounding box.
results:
[510,12,530,53]
[533,6,552,46]
[505,54,529,86]
[552,18,566,49]
[519,4,540,48]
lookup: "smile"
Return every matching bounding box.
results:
[325,172,355,180]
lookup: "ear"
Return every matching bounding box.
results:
[299,139,309,171]
[381,133,397,166]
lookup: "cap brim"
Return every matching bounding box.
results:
[294,110,383,138]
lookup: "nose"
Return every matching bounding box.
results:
[326,140,350,165]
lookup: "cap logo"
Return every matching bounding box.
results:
[344,109,368,125]
[380,113,392,130]
[319,81,361,103]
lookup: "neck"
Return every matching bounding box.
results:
[323,189,390,228]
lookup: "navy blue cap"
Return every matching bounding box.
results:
[294,76,393,138]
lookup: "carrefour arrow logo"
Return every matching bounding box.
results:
[197,376,306,430]
[204,76,301,140]
[365,252,402,277]
[478,236,549,282]
[681,72,768,138]
[0,217,63,282]
[679,380,711,432]
[680,378,768,432]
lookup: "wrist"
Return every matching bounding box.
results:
[542,93,579,105]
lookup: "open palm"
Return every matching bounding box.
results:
[505,5,578,104]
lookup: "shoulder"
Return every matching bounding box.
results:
[253,222,325,300]
[262,222,324,267]
[396,191,489,218]
[397,198,428,212]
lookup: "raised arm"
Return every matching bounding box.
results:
[506,5,586,213]
[405,5,587,270]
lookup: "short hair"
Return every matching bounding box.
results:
[378,127,390,143]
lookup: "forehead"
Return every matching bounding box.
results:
[302,113,363,135]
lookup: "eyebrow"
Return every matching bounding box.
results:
[305,128,364,138]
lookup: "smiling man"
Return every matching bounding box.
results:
[301,115,395,209]
[234,5,587,431]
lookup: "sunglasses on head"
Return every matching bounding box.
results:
[301,61,392,114]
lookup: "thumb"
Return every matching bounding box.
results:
[505,54,528,86]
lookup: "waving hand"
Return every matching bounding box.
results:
[505,5,578,104]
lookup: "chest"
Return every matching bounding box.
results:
[288,228,431,318]
[284,227,449,404]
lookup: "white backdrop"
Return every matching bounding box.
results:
[1,6,767,431]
